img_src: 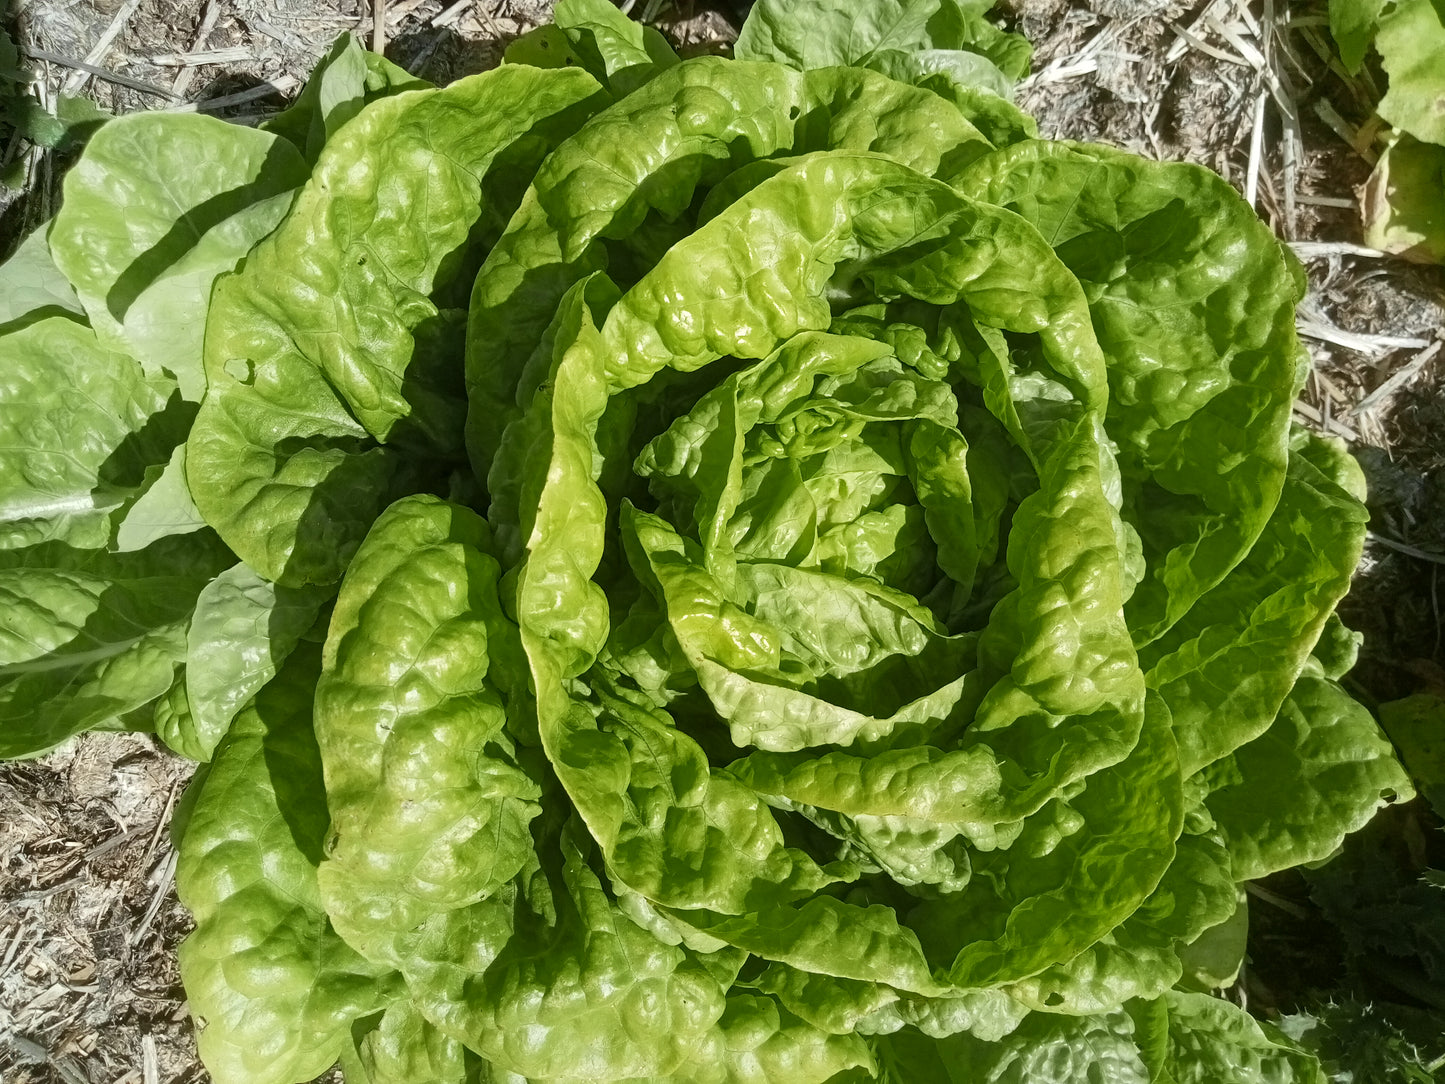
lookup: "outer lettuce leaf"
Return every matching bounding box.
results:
[1004,817,1235,1013]
[112,445,210,552]
[418,825,728,1081]
[753,964,1027,1041]
[1376,692,1445,818]
[923,1,1032,81]
[961,140,1308,646]
[263,32,430,163]
[671,894,953,997]
[871,993,1326,1083]
[0,316,186,550]
[661,994,875,1084]
[909,693,1181,987]
[1361,133,1445,264]
[0,531,233,757]
[1374,0,1445,144]
[1311,612,1362,681]
[550,0,681,96]
[865,993,1326,1082]
[1140,429,1369,776]
[0,223,83,326]
[340,1001,472,1084]
[735,0,941,70]
[174,643,400,1084]
[1158,991,1327,1083]
[161,561,330,761]
[866,46,1013,99]
[1328,0,1388,72]
[735,0,1030,99]
[871,1007,1150,1084]
[187,64,607,586]
[1177,892,1250,991]
[48,113,309,400]
[1201,661,1414,881]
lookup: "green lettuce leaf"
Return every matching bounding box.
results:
[465,59,1001,476]
[735,0,1030,100]
[1328,0,1388,72]
[871,1006,1150,1084]
[0,316,188,550]
[550,0,681,96]
[163,560,330,761]
[417,823,729,1080]
[174,643,401,1084]
[1201,662,1414,881]
[315,495,540,970]
[1159,990,1327,1083]
[264,32,430,163]
[0,222,84,326]
[1004,816,1235,1013]
[48,113,309,401]
[1376,692,1445,818]
[340,1000,473,1084]
[1374,0,1445,145]
[961,140,1308,647]
[1140,429,1370,776]
[0,531,233,757]
[112,444,210,552]
[187,64,606,585]
[1361,133,1445,264]
[661,994,875,1083]
[735,0,943,70]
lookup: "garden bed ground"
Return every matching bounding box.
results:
[0,0,1441,1080]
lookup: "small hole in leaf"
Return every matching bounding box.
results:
[1044,992,1065,1007]
[223,358,255,385]
[788,106,799,120]
[1382,787,1399,803]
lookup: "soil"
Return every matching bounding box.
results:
[0,1,1441,1081]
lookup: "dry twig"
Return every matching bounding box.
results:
[61,0,146,95]
[1350,341,1443,416]
[172,0,223,98]
[21,46,180,100]
[1368,532,1445,565]
[160,75,302,113]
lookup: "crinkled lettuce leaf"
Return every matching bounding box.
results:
[0,530,233,757]
[187,64,608,586]
[0,316,188,550]
[263,32,430,163]
[174,644,402,1084]
[48,113,308,401]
